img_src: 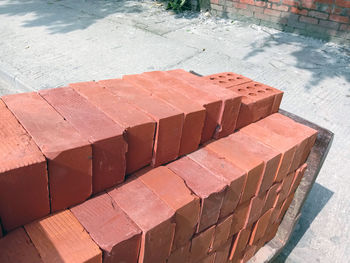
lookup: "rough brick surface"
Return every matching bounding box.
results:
[241,123,297,182]
[70,193,142,263]
[289,163,307,195]
[167,157,227,233]
[212,215,233,251]
[0,228,43,263]
[40,87,127,194]
[249,209,273,245]
[136,166,200,251]
[120,74,205,156]
[188,148,246,218]
[230,201,250,236]
[98,78,184,166]
[2,92,92,212]
[262,183,281,214]
[0,100,50,231]
[229,225,252,261]
[245,193,266,227]
[207,137,265,204]
[70,81,156,174]
[25,210,102,263]
[108,177,175,263]
[205,72,252,88]
[190,226,215,262]
[228,132,282,195]
[167,243,191,263]
[167,69,242,139]
[214,237,233,263]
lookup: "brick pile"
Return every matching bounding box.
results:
[0,70,317,263]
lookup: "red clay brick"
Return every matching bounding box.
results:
[0,100,49,231]
[136,166,200,251]
[200,253,216,263]
[228,132,281,195]
[70,81,156,174]
[25,210,102,263]
[264,8,282,17]
[263,221,279,243]
[230,201,250,236]
[330,14,349,23]
[277,192,295,222]
[167,243,191,263]
[3,92,92,212]
[40,87,127,194]
[241,244,257,263]
[0,228,43,263]
[255,113,317,172]
[290,7,308,15]
[188,148,246,218]
[335,0,350,7]
[190,226,215,262]
[166,69,242,139]
[299,15,318,24]
[118,74,205,156]
[205,72,252,88]
[282,0,299,6]
[245,193,266,227]
[249,209,273,245]
[70,193,141,263]
[262,183,281,214]
[229,225,252,261]
[167,157,227,232]
[98,78,184,167]
[214,237,233,263]
[289,163,307,195]
[241,123,297,182]
[272,3,290,11]
[108,177,175,263]
[275,171,295,206]
[206,138,264,204]
[212,215,233,251]
[229,81,283,128]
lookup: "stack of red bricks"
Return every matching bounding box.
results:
[0,70,317,263]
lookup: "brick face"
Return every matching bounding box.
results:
[209,0,350,43]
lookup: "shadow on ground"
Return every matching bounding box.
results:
[0,0,144,34]
[273,182,334,262]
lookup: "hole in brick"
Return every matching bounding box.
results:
[227,73,233,76]
[265,88,272,91]
[219,81,226,83]
[258,90,265,93]
[210,77,216,80]
[237,88,245,92]
[249,93,257,96]
[237,77,243,79]
[246,86,254,90]
[228,79,235,81]
[254,83,262,87]
[218,75,225,78]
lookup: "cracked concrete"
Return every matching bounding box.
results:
[0,0,349,262]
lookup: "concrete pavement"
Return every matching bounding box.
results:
[0,0,349,262]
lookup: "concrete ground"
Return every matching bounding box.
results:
[0,0,349,262]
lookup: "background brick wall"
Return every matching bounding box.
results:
[209,0,350,43]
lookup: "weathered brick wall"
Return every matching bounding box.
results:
[209,0,350,43]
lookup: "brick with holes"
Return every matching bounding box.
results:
[205,72,252,88]
[166,69,242,139]
[70,81,156,174]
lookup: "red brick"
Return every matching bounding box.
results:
[315,0,333,3]
[262,183,281,214]
[255,113,317,172]
[234,2,249,8]
[136,166,200,251]
[290,7,308,15]
[98,78,184,167]
[0,228,43,263]
[249,209,273,245]
[188,148,246,218]
[229,132,281,195]
[199,253,216,263]
[167,157,227,232]
[190,226,215,262]
[245,193,266,227]
[108,177,175,263]
[205,72,252,88]
[167,243,191,263]
[240,0,255,4]
[212,215,234,251]
[282,0,299,6]
[255,1,267,7]
[240,123,297,182]
[40,87,127,194]
[229,81,283,128]
[335,0,350,7]
[70,81,156,174]
[206,138,264,204]
[272,3,290,11]
[166,69,242,139]
[277,192,295,222]
[214,237,233,263]
[241,244,257,263]
[263,222,279,243]
[117,75,205,156]
[70,193,141,263]
[25,210,102,263]
[275,171,295,205]
[308,10,329,19]
[3,92,92,212]
[0,100,49,231]
[289,163,307,195]
[229,225,252,261]
[264,8,282,16]
[230,201,250,236]
[301,0,316,8]
[299,15,319,24]
[330,14,350,23]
